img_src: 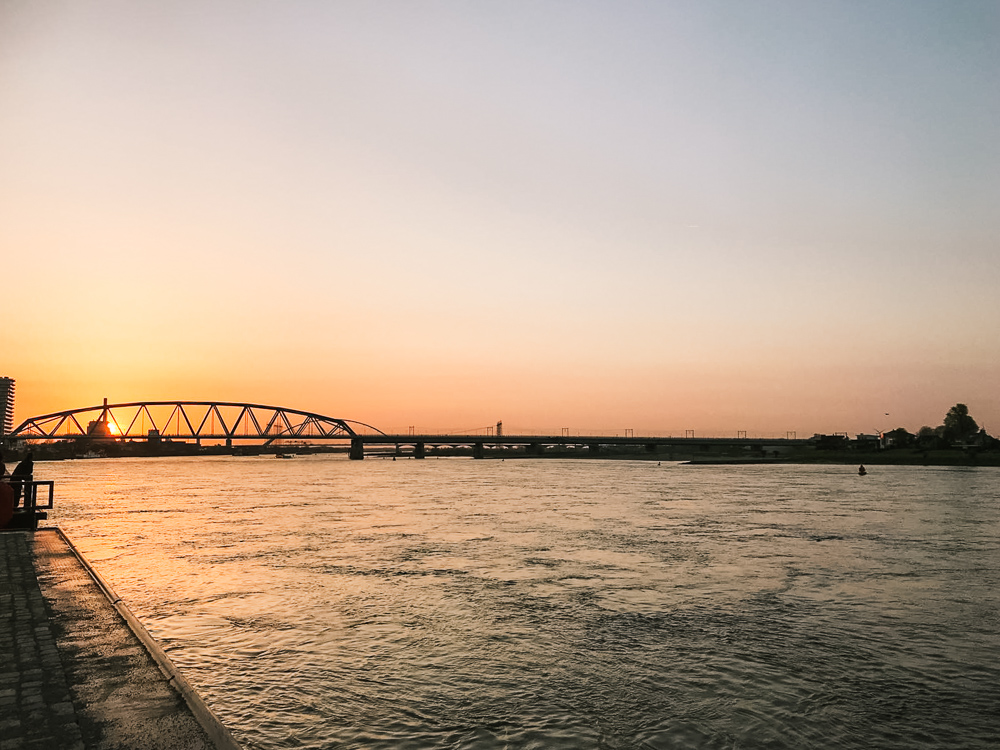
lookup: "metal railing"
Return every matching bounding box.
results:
[18,480,55,511]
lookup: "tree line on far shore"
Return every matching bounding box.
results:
[881,404,998,451]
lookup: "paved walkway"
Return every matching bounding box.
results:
[1,530,236,750]
[1,530,83,749]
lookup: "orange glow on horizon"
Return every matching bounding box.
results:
[7,356,1000,443]
[3,3,998,441]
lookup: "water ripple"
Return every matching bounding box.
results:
[46,457,1000,749]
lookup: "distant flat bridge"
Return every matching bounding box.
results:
[8,400,809,459]
[347,433,808,460]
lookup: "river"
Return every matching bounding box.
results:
[35,456,1000,749]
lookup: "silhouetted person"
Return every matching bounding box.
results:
[858,464,867,476]
[0,475,12,530]
[11,452,34,508]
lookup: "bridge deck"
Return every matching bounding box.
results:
[356,434,807,446]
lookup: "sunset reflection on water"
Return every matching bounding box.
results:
[40,456,1000,750]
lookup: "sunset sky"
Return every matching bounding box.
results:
[2,1,998,437]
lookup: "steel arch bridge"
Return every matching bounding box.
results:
[8,401,384,443]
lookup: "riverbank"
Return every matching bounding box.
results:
[0,528,242,750]
[682,448,1000,466]
[470,447,1000,465]
[8,441,1000,466]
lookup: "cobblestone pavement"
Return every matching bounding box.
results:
[1,530,86,750]
[1,530,221,750]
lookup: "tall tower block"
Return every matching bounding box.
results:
[0,377,14,436]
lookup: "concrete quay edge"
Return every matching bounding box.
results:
[52,527,244,750]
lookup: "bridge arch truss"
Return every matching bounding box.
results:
[9,401,384,443]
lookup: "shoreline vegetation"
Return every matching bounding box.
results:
[5,441,1000,467]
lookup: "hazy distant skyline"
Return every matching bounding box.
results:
[2,1,998,436]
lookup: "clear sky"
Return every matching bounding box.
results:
[2,1,998,437]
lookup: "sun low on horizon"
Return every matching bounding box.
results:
[2,1,998,439]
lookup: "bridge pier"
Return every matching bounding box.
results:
[528,442,543,456]
[588,442,601,454]
[349,438,365,460]
[414,442,425,459]
[473,442,484,459]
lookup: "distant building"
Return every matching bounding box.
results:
[87,397,114,438]
[0,376,14,435]
[87,419,113,438]
[809,433,849,450]
[854,434,880,449]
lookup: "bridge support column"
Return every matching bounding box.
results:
[414,442,425,459]
[473,442,484,459]
[528,442,543,456]
[588,442,600,454]
[349,438,365,460]
[225,438,232,449]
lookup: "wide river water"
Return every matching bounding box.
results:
[34,456,1000,749]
